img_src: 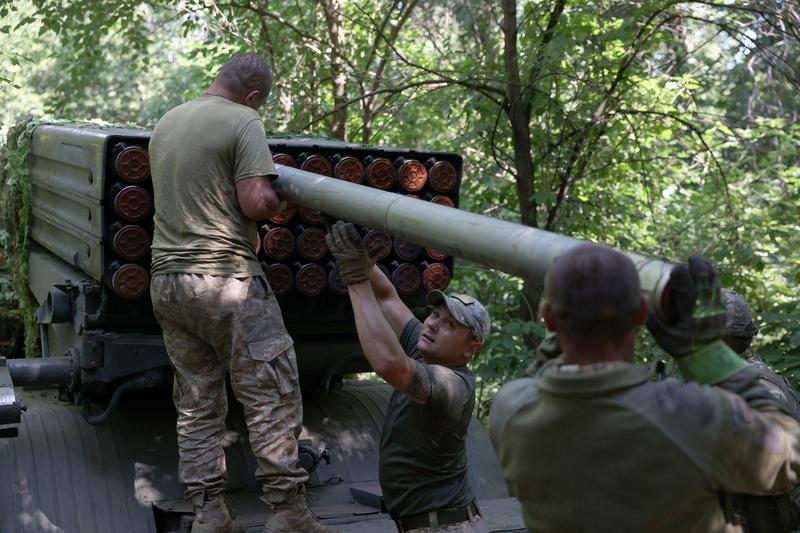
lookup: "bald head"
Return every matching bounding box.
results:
[545,244,641,341]
[216,53,272,96]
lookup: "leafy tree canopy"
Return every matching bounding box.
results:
[2,0,798,418]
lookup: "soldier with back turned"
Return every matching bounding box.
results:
[149,53,333,533]
[489,245,800,532]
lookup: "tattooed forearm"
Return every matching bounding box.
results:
[406,361,432,405]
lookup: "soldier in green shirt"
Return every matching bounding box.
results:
[325,221,491,532]
[489,244,800,532]
[149,53,333,533]
[722,289,800,532]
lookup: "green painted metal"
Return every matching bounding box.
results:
[9,124,528,532]
[272,165,674,311]
[0,381,519,532]
[28,125,150,280]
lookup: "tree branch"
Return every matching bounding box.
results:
[618,107,735,217]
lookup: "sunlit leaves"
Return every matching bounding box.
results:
[0,0,798,402]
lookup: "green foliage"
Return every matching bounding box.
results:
[449,263,543,420]
[7,0,154,112]
[0,118,40,354]
[0,231,24,355]
[759,301,800,387]
[1,0,798,407]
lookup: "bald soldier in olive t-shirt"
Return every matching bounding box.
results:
[150,94,273,277]
[149,53,333,533]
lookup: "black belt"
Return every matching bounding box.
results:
[396,501,481,531]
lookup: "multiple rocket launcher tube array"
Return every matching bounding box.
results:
[100,135,674,313]
[101,144,458,301]
[103,143,155,300]
[262,151,457,297]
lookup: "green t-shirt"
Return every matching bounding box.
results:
[379,318,476,519]
[149,95,276,277]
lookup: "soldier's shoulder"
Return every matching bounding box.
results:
[745,352,800,411]
[152,100,199,136]
[495,377,539,405]
[489,377,540,445]
[619,376,724,420]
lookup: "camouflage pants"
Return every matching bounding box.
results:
[151,273,308,504]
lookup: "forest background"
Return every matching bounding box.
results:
[0,0,798,421]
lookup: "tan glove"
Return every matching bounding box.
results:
[325,221,381,285]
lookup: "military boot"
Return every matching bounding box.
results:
[264,492,336,533]
[191,494,244,533]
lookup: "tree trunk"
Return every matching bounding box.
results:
[501,0,541,333]
[501,0,536,230]
[362,102,373,145]
[321,0,348,139]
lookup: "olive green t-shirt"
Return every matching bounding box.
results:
[379,318,476,519]
[149,95,276,277]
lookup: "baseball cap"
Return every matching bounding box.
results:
[426,290,491,343]
[722,288,759,338]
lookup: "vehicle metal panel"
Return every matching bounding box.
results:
[30,204,101,278]
[0,393,161,533]
[1,381,524,532]
[29,125,151,280]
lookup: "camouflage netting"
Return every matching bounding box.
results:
[0,117,40,355]
[0,258,24,356]
[1,117,147,356]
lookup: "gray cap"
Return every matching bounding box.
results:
[426,290,491,343]
[722,288,759,338]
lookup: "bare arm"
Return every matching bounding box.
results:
[347,280,430,404]
[235,176,280,221]
[368,266,414,337]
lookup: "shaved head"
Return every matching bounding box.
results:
[216,53,272,95]
[545,244,641,341]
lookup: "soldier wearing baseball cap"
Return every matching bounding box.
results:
[326,221,490,533]
[722,289,800,532]
[426,290,491,344]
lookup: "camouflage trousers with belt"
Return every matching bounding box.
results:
[151,273,308,504]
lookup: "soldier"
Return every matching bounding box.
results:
[722,289,800,419]
[722,289,800,532]
[489,245,800,532]
[325,221,491,533]
[148,53,333,533]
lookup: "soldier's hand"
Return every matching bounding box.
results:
[646,255,726,358]
[325,221,380,285]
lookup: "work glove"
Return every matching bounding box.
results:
[646,255,726,358]
[325,221,381,285]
